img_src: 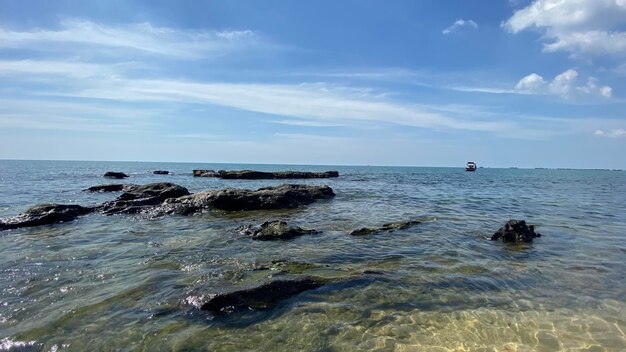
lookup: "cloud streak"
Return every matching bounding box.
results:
[0,19,259,59]
[442,19,478,34]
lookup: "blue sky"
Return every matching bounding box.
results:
[0,0,625,168]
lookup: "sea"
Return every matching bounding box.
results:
[0,160,625,351]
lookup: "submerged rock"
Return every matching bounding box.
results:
[187,277,324,314]
[193,169,217,177]
[491,219,541,243]
[348,220,421,236]
[239,220,318,240]
[99,182,190,214]
[0,204,94,231]
[84,184,135,192]
[157,184,335,214]
[104,171,129,179]
[216,170,339,179]
[153,170,170,175]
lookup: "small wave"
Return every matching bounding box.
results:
[0,338,40,352]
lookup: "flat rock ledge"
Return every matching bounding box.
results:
[153,170,170,175]
[99,182,191,214]
[349,220,421,236]
[104,171,129,179]
[491,219,541,243]
[1,183,335,230]
[185,277,324,315]
[157,184,335,214]
[216,170,339,179]
[192,169,338,179]
[84,184,136,192]
[193,169,217,177]
[0,204,94,231]
[239,220,318,240]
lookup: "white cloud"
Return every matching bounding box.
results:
[0,19,258,59]
[594,128,626,137]
[442,19,478,35]
[515,73,547,91]
[549,69,579,97]
[503,0,626,56]
[515,69,612,98]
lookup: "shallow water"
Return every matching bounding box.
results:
[0,160,625,351]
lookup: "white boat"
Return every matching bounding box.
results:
[465,162,477,172]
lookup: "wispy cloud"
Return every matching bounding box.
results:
[0,59,125,78]
[0,57,561,139]
[0,19,259,59]
[594,128,626,138]
[449,69,612,100]
[442,19,478,35]
[268,119,345,127]
[61,78,531,134]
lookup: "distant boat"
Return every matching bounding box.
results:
[465,161,477,172]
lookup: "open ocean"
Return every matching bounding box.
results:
[0,159,625,351]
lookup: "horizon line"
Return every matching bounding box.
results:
[0,158,623,171]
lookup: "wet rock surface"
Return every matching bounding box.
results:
[491,219,541,243]
[187,277,325,314]
[0,204,94,231]
[118,183,190,201]
[3,183,336,229]
[153,170,170,175]
[84,184,135,192]
[348,220,421,236]
[193,169,217,177]
[215,170,339,179]
[157,184,335,214]
[239,220,318,240]
[104,172,129,179]
[99,183,190,214]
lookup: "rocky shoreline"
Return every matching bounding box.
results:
[0,182,335,230]
[0,174,545,319]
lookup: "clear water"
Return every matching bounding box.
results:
[0,160,625,351]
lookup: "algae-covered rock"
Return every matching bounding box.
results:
[0,204,94,231]
[239,220,318,240]
[349,220,421,236]
[491,219,541,243]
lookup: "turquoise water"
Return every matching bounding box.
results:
[0,160,625,351]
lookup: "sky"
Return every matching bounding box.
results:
[0,0,625,168]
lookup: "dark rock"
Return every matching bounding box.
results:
[0,204,94,231]
[158,184,335,214]
[491,219,541,243]
[118,183,190,201]
[187,277,324,314]
[84,184,135,192]
[104,171,129,179]
[193,169,217,177]
[153,170,170,175]
[99,182,190,214]
[216,170,339,179]
[349,220,421,236]
[239,220,318,240]
[99,196,165,215]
